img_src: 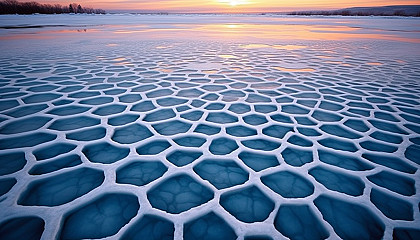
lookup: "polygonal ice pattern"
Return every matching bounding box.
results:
[0,25,420,240]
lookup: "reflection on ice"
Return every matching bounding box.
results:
[1,15,420,44]
[274,66,315,72]
[0,13,419,240]
[241,44,307,50]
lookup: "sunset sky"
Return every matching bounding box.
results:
[37,0,420,12]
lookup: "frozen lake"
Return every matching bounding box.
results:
[0,14,419,239]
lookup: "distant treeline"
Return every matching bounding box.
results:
[0,0,105,14]
[288,10,420,17]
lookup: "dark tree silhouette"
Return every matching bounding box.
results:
[77,4,82,13]
[0,0,105,14]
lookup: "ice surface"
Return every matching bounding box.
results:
[0,14,419,239]
[67,127,106,141]
[0,178,16,197]
[18,168,104,206]
[136,140,171,155]
[367,171,415,196]
[112,123,152,144]
[83,142,129,164]
[238,151,279,171]
[0,116,52,134]
[393,228,420,240]
[370,188,413,221]
[194,159,248,189]
[147,174,213,214]
[261,171,314,198]
[29,154,82,175]
[274,204,329,240]
[318,149,373,171]
[152,120,192,135]
[314,195,385,239]
[0,152,26,175]
[33,143,76,160]
[173,136,206,147]
[184,212,236,240]
[309,166,365,196]
[209,137,239,155]
[116,160,167,186]
[0,132,56,150]
[0,216,44,240]
[220,185,274,223]
[122,215,174,240]
[60,193,139,239]
[167,150,202,166]
[281,148,312,167]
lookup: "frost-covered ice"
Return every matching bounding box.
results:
[0,14,420,240]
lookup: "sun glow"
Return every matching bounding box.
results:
[218,0,249,6]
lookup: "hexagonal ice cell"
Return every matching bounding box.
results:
[262,125,293,139]
[147,174,213,214]
[112,123,153,144]
[173,136,206,147]
[0,216,45,240]
[228,103,251,114]
[33,143,76,161]
[122,215,174,240]
[209,137,239,155]
[367,171,415,196]
[194,159,248,189]
[206,112,238,124]
[281,147,313,167]
[370,188,413,221]
[0,132,57,150]
[108,114,140,126]
[60,193,139,239]
[136,140,171,155]
[92,104,127,116]
[116,161,168,186]
[318,150,373,171]
[274,204,329,240]
[184,212,237,240]
[0,116,52,134]
[181,110,204,121]
[152,120,192,136]
[83,142,129,164]
[287,135,313,147]
[362,153,416,174]
[48,116,100,131]
[143,109,176,122]
[131,100,156,112]
[29,154,82,175]
[314,195,385,239]
[238,151,279,172]
[18,168,104,206]
[66,127,106,141]
[0,152,26,176]
[194,124,221,135]
[0,178,17,197]
[220,185,274,223]
[393,228,420,240]
[309,166,365,196]
[241,139,280,151]
[166,150,202,167]
[47,105,90,116]
[261,171,314,198]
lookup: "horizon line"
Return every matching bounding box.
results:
[103,4,420,13]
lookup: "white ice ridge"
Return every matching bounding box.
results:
[0,14,419,240]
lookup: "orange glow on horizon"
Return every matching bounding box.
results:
[36,0,420,12]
